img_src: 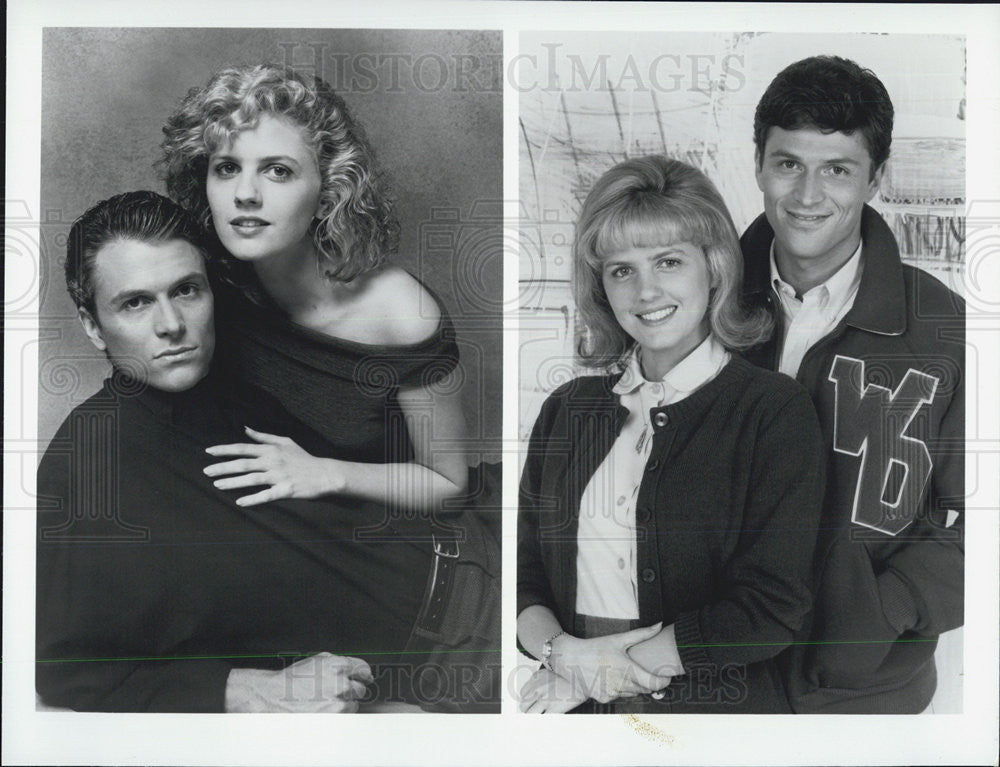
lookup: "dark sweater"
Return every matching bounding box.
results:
[741,205,965,713]
[212,278,460,463]
[518,355,825,712]
[36,370,430,712]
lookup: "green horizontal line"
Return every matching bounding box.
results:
[35,649,501,665]
[34,637,939,666]
[677,637,939,649]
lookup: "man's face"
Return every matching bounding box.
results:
[80,239,215,392]
[755,126,883,271]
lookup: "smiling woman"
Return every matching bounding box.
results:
[599,242,711,380]
[517,155,825,714]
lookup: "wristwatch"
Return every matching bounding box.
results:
[540,630,565,671]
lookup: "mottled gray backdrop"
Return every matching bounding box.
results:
[38,27,503,457]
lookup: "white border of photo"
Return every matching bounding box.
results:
[5,2,999,766]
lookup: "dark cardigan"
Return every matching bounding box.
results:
[518,355,825,712]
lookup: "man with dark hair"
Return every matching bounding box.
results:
[37,191,498,713]
[741,56,964,713]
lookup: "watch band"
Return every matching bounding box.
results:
[540,629,565,671]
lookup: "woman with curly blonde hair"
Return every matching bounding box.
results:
[161,63,468,510]
[158,63,499,712]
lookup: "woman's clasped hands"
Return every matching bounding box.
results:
[520,623,673,712]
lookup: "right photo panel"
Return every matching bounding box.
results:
[516,31,965,715]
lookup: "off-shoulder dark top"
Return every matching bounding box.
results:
[213,278,461,464]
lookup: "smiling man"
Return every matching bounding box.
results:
[36,191,498,713]
[740,56,965,713]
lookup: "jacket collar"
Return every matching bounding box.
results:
[741,204,906,336]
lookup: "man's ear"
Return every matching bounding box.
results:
[867,162,886,202]
[78,308,107,352]
[754,150,764,192]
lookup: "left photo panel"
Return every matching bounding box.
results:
[36,27,503,713]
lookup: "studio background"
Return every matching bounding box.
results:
[516,30,965,713]
[38,27,503,458]
[518,31,965,436]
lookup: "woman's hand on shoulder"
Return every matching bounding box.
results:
[355,266,442,346]
[204,427,345,506]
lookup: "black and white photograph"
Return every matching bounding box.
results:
[33,27,503,714]
[516,31,966,716]
[4,2,999,766]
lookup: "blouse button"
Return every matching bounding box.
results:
[617,558,626,570]
[641,568,656,583]
[653,412,669,428]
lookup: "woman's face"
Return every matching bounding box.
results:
[206,114,324,264]
[600,240,712,380]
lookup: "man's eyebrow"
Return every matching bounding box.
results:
[106,287,149,306]
[767,149,862,166]
[106,272,207,305]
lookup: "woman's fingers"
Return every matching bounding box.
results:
[243,426,290,444]
[621,663,671,695]
[546,694,585,714]
[212,472,270,491]
[615,622,663,647]
[518,670,546,705]
[234,486,285,507]
[522,698,545,714]
[205,443,265,458]
[203,457,263,477]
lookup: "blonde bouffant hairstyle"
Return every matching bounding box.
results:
[573,155,772,368]
[160,63,397,292]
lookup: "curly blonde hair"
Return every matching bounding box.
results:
[160,63,398,290]
[573,155,772,368]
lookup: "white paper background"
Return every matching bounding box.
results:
[5,2,999,765]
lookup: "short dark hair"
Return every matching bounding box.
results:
[754,55,894,177]
[65,190,206,318]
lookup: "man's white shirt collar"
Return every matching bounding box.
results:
[769,239,864,311]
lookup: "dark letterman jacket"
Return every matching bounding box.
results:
[518,355,825,712]
[741,205,965,714]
